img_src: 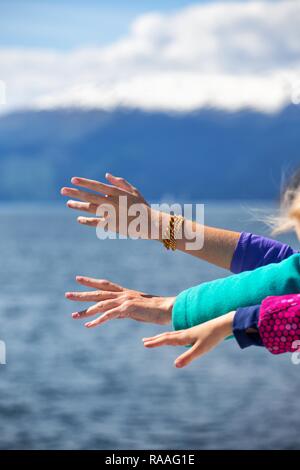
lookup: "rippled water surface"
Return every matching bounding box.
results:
[0,202,299,449]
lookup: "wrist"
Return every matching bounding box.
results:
[161,296,176,324]
[147,209,170,243]
[216,311,235,337]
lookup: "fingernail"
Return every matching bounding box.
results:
[175,361,182,368]
[71,177,79,184]
[85,322,92,328]
[72,312,80,318]
[77,217,85,224]
[61,188,67,195]
[106,173,112,178]
[65,292,72,298]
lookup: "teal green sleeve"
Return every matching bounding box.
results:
[172,254,300,330]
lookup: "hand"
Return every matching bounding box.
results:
[61,173,151,237]
[65,276,175,327]
[143,312,235,368]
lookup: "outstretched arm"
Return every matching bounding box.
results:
[61,174,296,272]
[66,256,300,339]
[143,293,300,368]
[143,311,235,368]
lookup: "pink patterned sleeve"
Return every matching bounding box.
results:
[258,294,300,354]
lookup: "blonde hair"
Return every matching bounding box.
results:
[269,169,300,239]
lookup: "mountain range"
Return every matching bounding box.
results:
[0,106,299,201]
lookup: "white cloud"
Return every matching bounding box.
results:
[1,0,300,114]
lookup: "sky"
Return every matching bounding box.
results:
[0,0,299,114]
[0,0,219,49]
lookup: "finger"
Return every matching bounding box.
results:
[61,187,109,206]
[105,173,137,194]
[174,343,202,368]
[77,217,103,227]
[71,177,125,197]
[65,290,119,302]
[66,200,99,214]
[75,276,124,292]
[72,299,120,319]
[85,306,122,327]
[143,331,189,348]
[142,330,184,342]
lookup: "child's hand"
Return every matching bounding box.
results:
[65,276,175,327]
[143,312,235,368]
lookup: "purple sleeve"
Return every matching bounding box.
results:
[230,232,297,274]
[233,305,262,349]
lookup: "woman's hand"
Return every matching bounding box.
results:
[65,276,175,327]
[61,173,151,236]
[61,172,240,269]
[143,311,235,368]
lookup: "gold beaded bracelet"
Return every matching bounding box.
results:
[171,215,185,251]
[163,215,184,251]
[163,215,175,250]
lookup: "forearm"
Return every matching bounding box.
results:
[181,223,240,270]
[150,211,295,273]
[151,209,240,270]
